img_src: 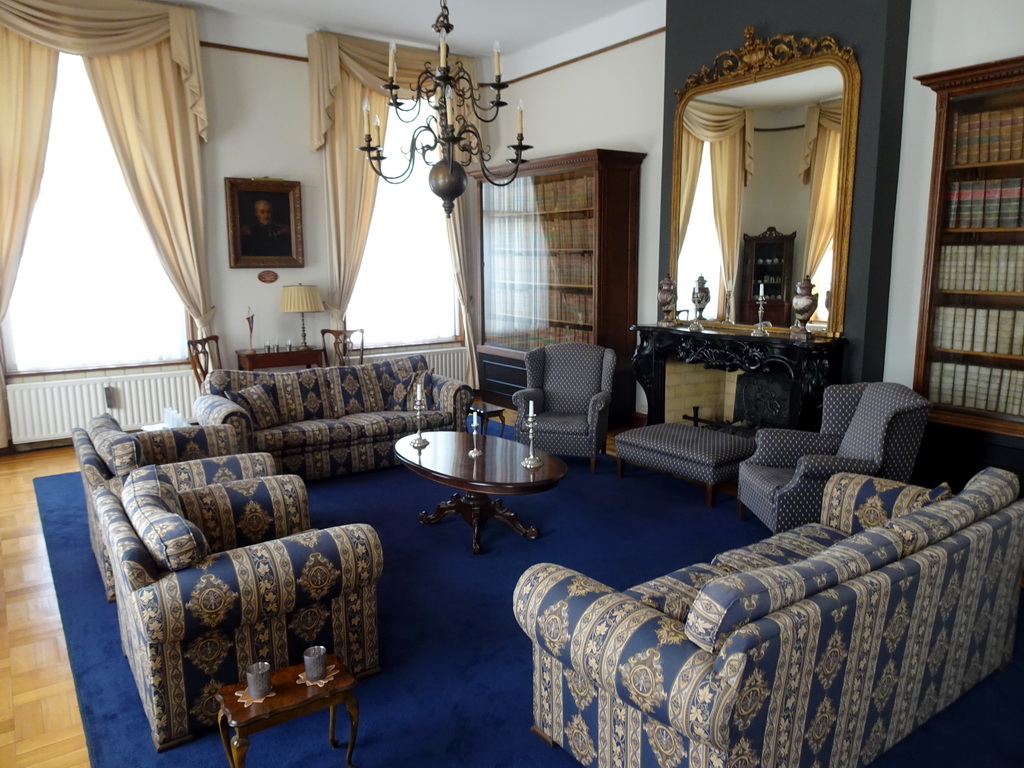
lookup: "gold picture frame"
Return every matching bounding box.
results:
[225,177,304,268]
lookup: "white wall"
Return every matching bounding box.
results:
[742,128,811,263]
[885,0,1023,384]
[201,45,329,355]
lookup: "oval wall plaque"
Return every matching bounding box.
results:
[257,270,279,283]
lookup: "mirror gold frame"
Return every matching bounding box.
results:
[669,26,860,337]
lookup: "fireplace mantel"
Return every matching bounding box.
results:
[632,325,847,431]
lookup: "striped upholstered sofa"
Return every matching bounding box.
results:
[97,455,383,749]
[73,413,244,601]
[193,354,472,480]
[514,466,1024,768]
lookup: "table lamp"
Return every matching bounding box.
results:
[279,283,323,349]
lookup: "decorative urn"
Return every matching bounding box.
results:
[791,275,819,337]
[690,274,711,332]
[657,274,677,325]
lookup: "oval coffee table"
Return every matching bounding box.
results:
[394,431,567,554]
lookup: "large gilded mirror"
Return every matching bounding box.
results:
[669,27,860,337]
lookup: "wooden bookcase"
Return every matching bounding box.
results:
[471,148,645,425]
[737,226,795,326]
[914,56,1024,437]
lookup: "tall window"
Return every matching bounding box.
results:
[676,143,723,320]
[345,109,459,345]
[2,54,186,372]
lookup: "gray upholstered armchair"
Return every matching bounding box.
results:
[512,342,616,472]
[737,381,932,532]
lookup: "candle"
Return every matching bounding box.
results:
[516,99,524,135]
[472,412,479,429]
[362,97,370,137]
[388,41,396,80]
[528,400,535,417]
[373,114,381,148]
[416,383,423,401]
[759,282,764,298]
[445,86,454,126]
[493,40,501,78]
[439,31,448,68]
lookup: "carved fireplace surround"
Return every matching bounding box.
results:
[632,325,847,431]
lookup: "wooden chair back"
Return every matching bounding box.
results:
[320,328,365,366]
[187,335,222,386]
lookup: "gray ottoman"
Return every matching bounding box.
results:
[615,423,755,507]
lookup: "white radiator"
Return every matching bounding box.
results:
[364,346,467,382]
[7,370,197,444]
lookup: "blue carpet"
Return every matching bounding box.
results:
[34,437,1023,768]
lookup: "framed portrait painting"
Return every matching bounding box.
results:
[225,178,304,268]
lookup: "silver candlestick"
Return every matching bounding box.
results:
[468,416,483,458]
[751,295,769,337]
[410,395,429,449]
[521,413,543,469]
[723,288,734,324]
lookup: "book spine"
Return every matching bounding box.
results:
[973,308,989,352]
[964,244,975,291]
[983,179,1001,228]
[985,311,999,352]
[999,178,1022,228]
[964,365,980,409]
[963,307,975,352]
[947,180,960,228]
[987,368,1003,411]
[996,309,1015,355]
[1012,106,1024,161]
[998,108,1013,161]
[953,307,967,350]
[940,362,955,404]
[967,111,982,163]
[952,363,967,407]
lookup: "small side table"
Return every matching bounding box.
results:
[235,348,322,370]
[215,654,358,768]
[469,401,507,437]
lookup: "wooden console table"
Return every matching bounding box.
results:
[236,348,321,370]
[631,324,846,431]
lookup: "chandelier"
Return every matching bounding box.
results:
[358,0,531,216]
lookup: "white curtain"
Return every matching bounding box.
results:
[0,0,209,448]
[678,102,752,319]
[800,100,843,280]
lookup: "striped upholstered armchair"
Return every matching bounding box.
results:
[98,456,383,749]
[512,342,616,472]
[737,381,932,532]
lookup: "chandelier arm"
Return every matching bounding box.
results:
[368,123,442,186]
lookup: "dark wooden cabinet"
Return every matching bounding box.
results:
[913,57,1024,438]
[471,149,645,425]
[738,227,795,327]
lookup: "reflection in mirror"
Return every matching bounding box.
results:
[669,27,860,336]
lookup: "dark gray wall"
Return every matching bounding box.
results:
[660,0,913,383]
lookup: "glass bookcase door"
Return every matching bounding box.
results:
[481,169,595,352]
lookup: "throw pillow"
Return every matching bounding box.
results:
[390,368,434,411]
[86,413,144,477]
[230,383,281,429]
[820,472,952,535]
[122,470,211,571]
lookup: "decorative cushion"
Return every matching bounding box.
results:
[390,368,434,411]
[685,528,903,652]
[230,383,281,429]
[820,472,953,535]
[86,413,144,477]
[121,468,211,571]
[624,562,730,623]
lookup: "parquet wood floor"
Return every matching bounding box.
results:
[0,446,89,767]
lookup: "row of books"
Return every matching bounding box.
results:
[936,245,1024,292]
[487,252,594,289]
[486,325,594,351]
[946,178,1022,229]
[485,215,595,251]
[485,286,595,327]
[932,306,1024,356]
[928,362,1024,416]
[951,107,1024,165]
[488,174,595,213]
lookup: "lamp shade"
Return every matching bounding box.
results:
[280,284,323,314]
